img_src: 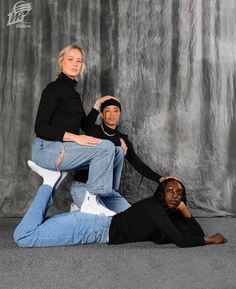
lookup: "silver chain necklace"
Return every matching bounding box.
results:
[101,123,116,137]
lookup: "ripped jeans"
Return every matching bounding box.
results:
[32,137,115,196]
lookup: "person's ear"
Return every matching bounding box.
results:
[100,112,103,120]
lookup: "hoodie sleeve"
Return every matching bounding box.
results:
[147,202,205,247]
[123,135,163,182]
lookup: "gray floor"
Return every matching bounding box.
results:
[1,217,236,289]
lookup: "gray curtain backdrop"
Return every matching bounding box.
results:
[0,0,235,217]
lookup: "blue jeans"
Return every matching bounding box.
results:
[113,147,124,192]
[71,181,130,212]
[32,138,115,196]
[13,185,111,247]
[70,147,131,212]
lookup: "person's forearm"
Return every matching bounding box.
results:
[176,202,192,218]
[63,132,102,146]
[180,206,192,218]
[81,108,99,133]
[63,132,78,142]
[93,101,100,111]
[127,150,162,182]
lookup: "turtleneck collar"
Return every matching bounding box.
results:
[101,122,118,136]
[59,72,77,88]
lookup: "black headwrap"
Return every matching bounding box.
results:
[101,99,121,112]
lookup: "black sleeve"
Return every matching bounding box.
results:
[34,85,65,141]
[168,211,205,237]
[81,108,99,132]
[81,109,102,138]
[124,137,162,182]
[147,203,205,247]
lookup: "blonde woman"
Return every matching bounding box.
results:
[32,44,119,216]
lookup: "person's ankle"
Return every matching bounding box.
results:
[27,160,61,187]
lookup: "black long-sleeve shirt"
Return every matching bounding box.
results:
[34,73,96,141]
[74,108,162,183]
[109,196,205,247]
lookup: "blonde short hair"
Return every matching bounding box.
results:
[57,44,85,77]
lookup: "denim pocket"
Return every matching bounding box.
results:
[32,138,51,163]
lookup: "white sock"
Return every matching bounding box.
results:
[54,171,68,190]
[27,160,61,187]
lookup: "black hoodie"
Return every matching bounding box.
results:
[109,180,205,247]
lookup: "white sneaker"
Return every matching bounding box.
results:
[80,191,116,217]
[70,202,80,212]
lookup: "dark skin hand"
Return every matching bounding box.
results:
[176,202,227,245]
[204,233,227,245]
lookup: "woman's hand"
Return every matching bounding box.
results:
[64,132,102,146]
[204,233,227,245]
[120,138,128,156]
[73,135,102,146]
[93,95,120,111]
[160,175,181,183]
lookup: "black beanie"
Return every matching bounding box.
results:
[101,99,121,112]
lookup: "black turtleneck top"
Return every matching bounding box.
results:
[109,196,205,247]
[73,109,162,183]
[34,73,96,141]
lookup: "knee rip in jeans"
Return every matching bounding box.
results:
[55,143,66,170]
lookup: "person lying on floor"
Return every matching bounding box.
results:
[14,161,226,248]
[70,98,179,213]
